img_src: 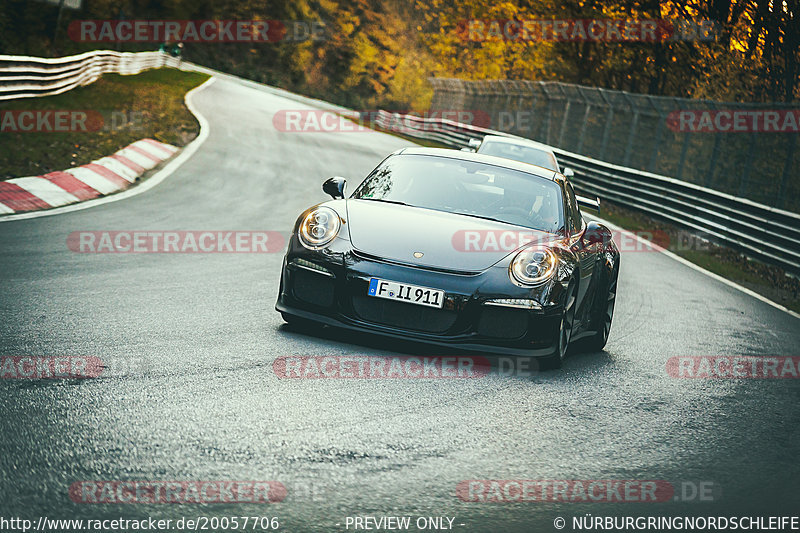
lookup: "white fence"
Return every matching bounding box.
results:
[0,50,178,101]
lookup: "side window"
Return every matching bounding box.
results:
[564,182,583,235]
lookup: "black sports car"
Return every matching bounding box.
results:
[276,148,620,369]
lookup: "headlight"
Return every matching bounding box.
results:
[510,247,557,285]
[298,206,341,249]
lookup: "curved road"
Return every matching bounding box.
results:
[1,74,799,532]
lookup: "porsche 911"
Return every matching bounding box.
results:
[276,147,619,369]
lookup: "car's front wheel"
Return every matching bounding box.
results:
[539,279,578,370]
[581,265,619,352]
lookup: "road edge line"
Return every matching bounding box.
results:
[588,214,800,321]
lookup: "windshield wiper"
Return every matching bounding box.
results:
[358,198,412,206]
[452,211,558,233]
[451,211,508,225]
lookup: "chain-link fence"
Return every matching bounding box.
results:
[429,79,799,213]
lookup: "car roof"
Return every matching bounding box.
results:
[394,147,560,182]
[479,135,557,153]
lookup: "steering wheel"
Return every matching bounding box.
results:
[493,206,547,228]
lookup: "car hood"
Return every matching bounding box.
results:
[344,199,554,272]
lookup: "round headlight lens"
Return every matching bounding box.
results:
[510,247,557,285]
[299,207,341,248]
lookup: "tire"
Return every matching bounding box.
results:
[539,279,578,370]
[581,265,619,352]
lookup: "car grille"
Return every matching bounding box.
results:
[292,269,335,308]
[477,306,529,339]
[351,296,457,333]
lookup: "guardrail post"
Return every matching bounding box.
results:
[52,0,67,54]
[648,113,667,173]
[514,82,526,134]
[706,131,722,187]
[576,104,592,154]
[738,131,758,197]
[540,91,553,144]
[778,134,796,209]
[621,93,639,167]
[502,80,513,128]
[558,100,571,148]
[599,106,614,160]
[676,132,691,180]
[623,110,639,167]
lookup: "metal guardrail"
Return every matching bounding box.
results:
[0,51,179,101]
[373,110,800,275]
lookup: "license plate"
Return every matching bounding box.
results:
[367,278,445,309]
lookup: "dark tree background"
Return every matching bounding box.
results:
[1,0,796,108]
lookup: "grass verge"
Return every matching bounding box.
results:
[0,68,209,179]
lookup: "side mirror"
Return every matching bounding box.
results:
[468,138,482,149]
[562,167,575,179]
[322,177,346,199]
[582,221,608,247]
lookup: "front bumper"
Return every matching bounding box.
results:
[276,236,569,357]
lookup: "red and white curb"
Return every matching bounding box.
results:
[0,139,177,214]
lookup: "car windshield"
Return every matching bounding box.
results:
[351,154,564,234]
[478,141,558,171]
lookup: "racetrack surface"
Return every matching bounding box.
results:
[1,74,799,532]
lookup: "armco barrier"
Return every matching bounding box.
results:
[0,51,179,101]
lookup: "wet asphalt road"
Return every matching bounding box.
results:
[1,74,799,533]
